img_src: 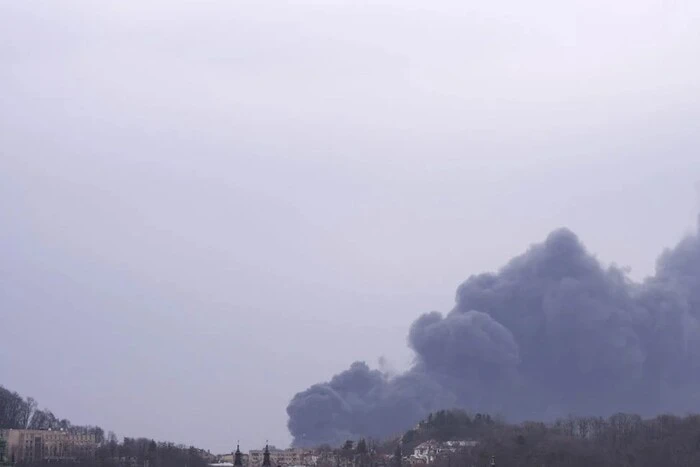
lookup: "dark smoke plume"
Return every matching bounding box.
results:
[287,222,700,447]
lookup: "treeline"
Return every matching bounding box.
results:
[1,385,209,467]
[17,438,209,467]
[400,410,496,450]
[93,437,210,467]
[0,386,34,429]
[405,410,700,467]
[324,409,700,466]
[467,413,700,467]
[0,386,104,441]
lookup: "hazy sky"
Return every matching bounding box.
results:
[1,0,699,454]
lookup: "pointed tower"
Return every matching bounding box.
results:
[234,443,243,467]
[262,444,271,467]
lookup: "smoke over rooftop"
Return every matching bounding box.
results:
[287,223,700,447]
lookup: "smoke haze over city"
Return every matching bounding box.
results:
[2,0,700,454]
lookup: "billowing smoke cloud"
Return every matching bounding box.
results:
[287,223,700,447]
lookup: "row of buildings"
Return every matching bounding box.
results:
[0,431,481,467]
[212,440,480,467]
[215,444,319,467]
[0,429,98,464]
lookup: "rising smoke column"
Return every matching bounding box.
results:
[287,224,700,447]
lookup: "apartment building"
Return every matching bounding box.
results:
[0,429,97,463]
[411,440,479,464]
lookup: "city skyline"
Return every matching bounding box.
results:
[2,0,700,454]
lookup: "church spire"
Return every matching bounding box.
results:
[234,442,243,467]
[262,443,271,467]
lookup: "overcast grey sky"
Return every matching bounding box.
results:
[1,0,699,454]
